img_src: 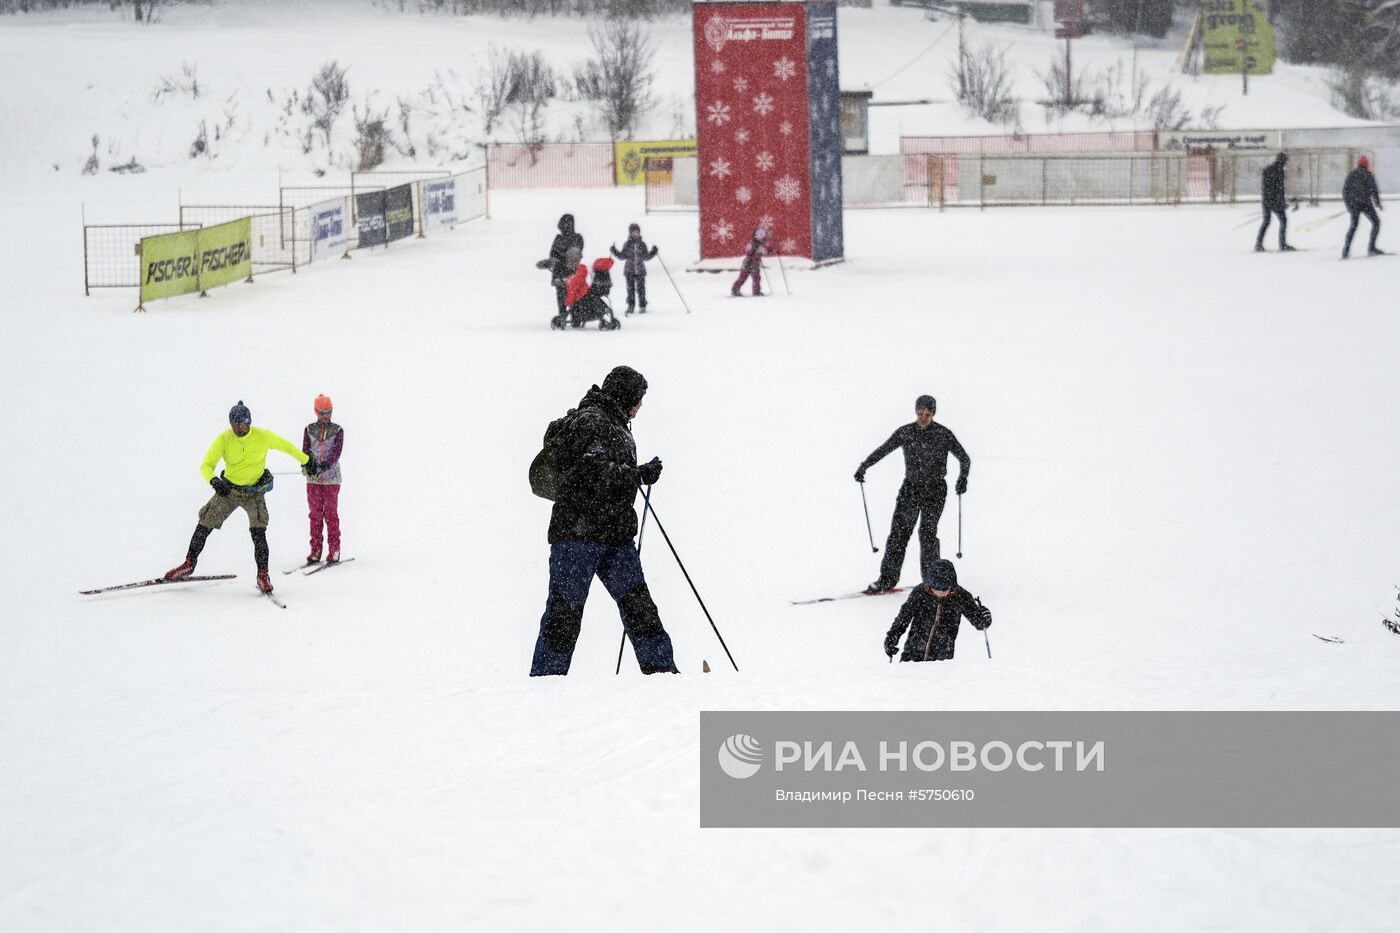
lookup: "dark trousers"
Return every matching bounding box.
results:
[531,540,679,677]
[1344,205,1381,256]
[1256,205,1288,248]
[877,481,947,587]
[624,274,647,310]
[554,282,568,316]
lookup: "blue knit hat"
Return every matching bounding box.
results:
[228,400,251,425]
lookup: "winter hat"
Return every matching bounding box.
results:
[754,226,769,241]
[1358,155,1371,169]
[558,214,575,234]
[601,365,648,409]
[314,394,333,413]
[629,223,641,233]
[923,559,957,591]
[228,400,252,425]
[915,394,937,414]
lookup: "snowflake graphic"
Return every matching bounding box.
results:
[778,120,794,136]
[710,59,726,74]
[752,92,775,116]
[735,127,750,145]
[732,76,749,93]
[773,57,797,82]
[781,237,798,254]
[709,157,733,180]
[735,186,752,204]
[826,57,837,79]
[710,219,734,243]
[759,214,776,231]
[774,175,802,205]
[755,151,775,172]
[706,101,733,126]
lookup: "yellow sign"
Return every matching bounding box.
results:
[1202,0,1276,76]
[615,139,698,186]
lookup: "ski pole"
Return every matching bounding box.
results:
[617,482,654,676]
[860,482,878,553]
[776,256,791,295]
[656,253,691,314]
[1300,210,1346,233]
[984,631,991,658]
[641,494,739,672]
[956,493,963,559]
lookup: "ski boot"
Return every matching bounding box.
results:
[164,558,196,581]
[307,548,322,564]
[1279,244,1297,252]
[326,550,340,564]
[639,304,648,314]
[731,286,742,297]
[625,304,635,316]
[1254,244,1266,253]
[256,570,274,594]
[1369,248,1386,257]
[863,579,897,596]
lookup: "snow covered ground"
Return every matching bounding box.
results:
[2,3,1399,931]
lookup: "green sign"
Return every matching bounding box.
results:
[196,217,252,293]
[1202,0,1275,76]
[138,218,251,305]
[139,229,200,303]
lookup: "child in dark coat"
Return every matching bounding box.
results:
[731,225,770,297]
[883,560,992,662]
[610,223,659,315]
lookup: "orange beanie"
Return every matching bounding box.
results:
[314,394,333,412]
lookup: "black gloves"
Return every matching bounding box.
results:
[854,467,866,483]
[637,458,663,486]
[972,599,992,631]
[210,476,232,497]
[302,458,321,478]
[955,476,968,496]
[884,632,900,658]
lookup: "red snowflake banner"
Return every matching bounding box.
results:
[693,2,814,260]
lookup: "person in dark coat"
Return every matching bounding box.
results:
[856,395,971,595]
[610,223,659,315]
[1255,152,1294,253]
[536,214,585,317]
[884,560,991,662]
[530,366,679,677]
[1342,156,1384,259]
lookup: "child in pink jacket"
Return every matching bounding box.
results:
[731,225,770,297]
[303,394,345,563]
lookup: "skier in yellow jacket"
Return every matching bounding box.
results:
[165,400,314,594]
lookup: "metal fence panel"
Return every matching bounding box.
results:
[177,206,308,271]
[84,223,199,292]
[487,143,614,189]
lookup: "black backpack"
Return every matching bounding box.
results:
[528,408,577,501]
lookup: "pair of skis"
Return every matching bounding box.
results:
[282,557,356,576]
[79,557,354,608]
[791,587,904,606]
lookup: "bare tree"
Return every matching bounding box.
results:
[585,21,655,141]
[309,61,350,150]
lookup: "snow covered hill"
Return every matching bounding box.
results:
[1,3,1399,931]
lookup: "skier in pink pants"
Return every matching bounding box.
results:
[731,225,770,297]
[303,394,344,563]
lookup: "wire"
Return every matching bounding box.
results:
[870,17,961,90]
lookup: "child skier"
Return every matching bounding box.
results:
[302,394,344,564]
[883,560,992,662]
[610,223,659,315]
[731,225,770,297]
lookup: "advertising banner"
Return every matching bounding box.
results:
[805,3,844,263]
[1202,0,1276,76]
[356,190,387,249]
[693,2,814,259]
[701,711,1400,828]
[386,183,415,243]
[140,229,200,304]
[309,197,349,262]
[1160,129,1280,152]
[614,139,699,186]
[196,218,252,293]
[422,178,457,230]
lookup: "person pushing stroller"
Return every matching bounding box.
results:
[552,252,621,331]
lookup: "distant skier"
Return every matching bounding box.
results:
[855,395,971,595]
[883,560,992,662]
[536,214,585,317]
[164,401,314,595]
[302,394,344,565]
[1342,155,1384,259]
[529,366,679,677]
[610,223,659,315]
[731,225,770,297]
[1255,152,1294,253]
